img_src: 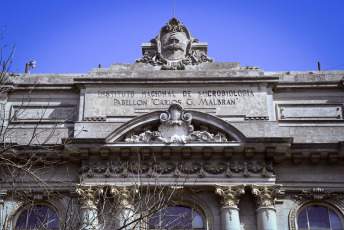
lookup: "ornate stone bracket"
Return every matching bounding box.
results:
[136,18,213,70]
[215,185,245,207]
[251,185,281,208]
[76,185,103,207]
[125,104,228,144]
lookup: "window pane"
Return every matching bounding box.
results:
[329,210,343,230]
[16,206,58,229]
[161,206,192,228]
[193,210,204,228]
[150,205,204,229]
[308,206,330,229]
[149,211,160,228]
[297,209,308,229]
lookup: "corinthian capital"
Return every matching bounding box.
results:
[76,185,103,207]
[215,185,245,207]
[110,186,135,207]
[251,185,281,207]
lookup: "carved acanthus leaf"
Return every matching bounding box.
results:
[251,185,281,207]
[110,186,135,207]
[76,185,103,207]
[215,185,245,207]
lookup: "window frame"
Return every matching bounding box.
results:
[296,202,344,230]
[149,203,206,230]
[13,203,60,230]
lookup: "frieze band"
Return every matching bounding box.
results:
[80,161,274,178]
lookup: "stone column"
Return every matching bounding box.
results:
[251,185,281,230]
[76,185,103,230]
[0,190,8,228]
[216,185,245,230]
[111,186,137,230]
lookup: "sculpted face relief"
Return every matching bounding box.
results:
[161,31,189,60]
[136,18,213,70]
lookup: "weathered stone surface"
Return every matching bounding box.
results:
[136,18,214,70]
[84,84,269,117]
[3,18,344,230]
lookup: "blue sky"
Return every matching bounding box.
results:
[1,0,344,73]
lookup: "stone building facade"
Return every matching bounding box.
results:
[1,18,344,230]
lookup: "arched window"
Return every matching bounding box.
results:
[150,205,204,229]
[297,205,343,230]
[15,205,59,229]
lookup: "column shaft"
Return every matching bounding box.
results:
[216,185,245,230]
[80,205,99,230]
[256,207,277,230]
[221,207,241,230]
[251,185,281,230]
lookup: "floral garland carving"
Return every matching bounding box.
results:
[80,161,274,178]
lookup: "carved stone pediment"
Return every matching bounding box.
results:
[136,18,213,70]
[124,104,228,144]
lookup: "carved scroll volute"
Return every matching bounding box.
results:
[251,185,281,207]
[76,185,103,207]
[110,186,134,208]
[215,185,245,207]
[158,104,194,142]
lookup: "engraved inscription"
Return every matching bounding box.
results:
[84,86,268,117]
